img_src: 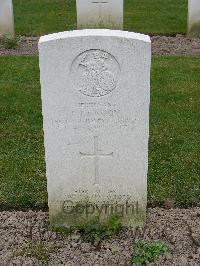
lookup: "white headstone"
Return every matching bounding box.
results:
[0,0,14,38]
[188,0,200,37]
[39,29,151,229]
[76,0,123,29]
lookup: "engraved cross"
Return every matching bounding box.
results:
[80,136,113,185]
[91,0,109,22]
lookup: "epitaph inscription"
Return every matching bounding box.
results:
[70,49,120,97]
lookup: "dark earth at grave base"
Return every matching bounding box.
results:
[0,207,199,265]
[0,35,200,56]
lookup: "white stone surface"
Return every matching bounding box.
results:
[76,0,123,29]
[188,0,200,36]
[0,0,14,38]
[39,29,151,228]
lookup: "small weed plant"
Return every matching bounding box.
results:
[4,36,18,49]
[131,240,167,265]
[15,241,50,264]
[79,213,122,244]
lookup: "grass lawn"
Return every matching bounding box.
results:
[0,56,199,209]
[13,0,187,36]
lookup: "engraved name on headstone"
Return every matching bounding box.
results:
[76,0,123,29]
[39,29,151,228]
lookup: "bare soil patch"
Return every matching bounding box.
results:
[0,35,200,56]
[0,207,199,265]
[0,36,39,56]
[152,35,200,56]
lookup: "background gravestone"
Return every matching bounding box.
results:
[76,0,123,29]
[188,0,200,37]
[0,0,14,38]
[39,29,151,229]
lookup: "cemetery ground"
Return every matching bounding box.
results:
[13,0,187,36]
[0,0,199,265]
[0,56,200,265]
[1,35,200,56]
[0,56,199,209]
